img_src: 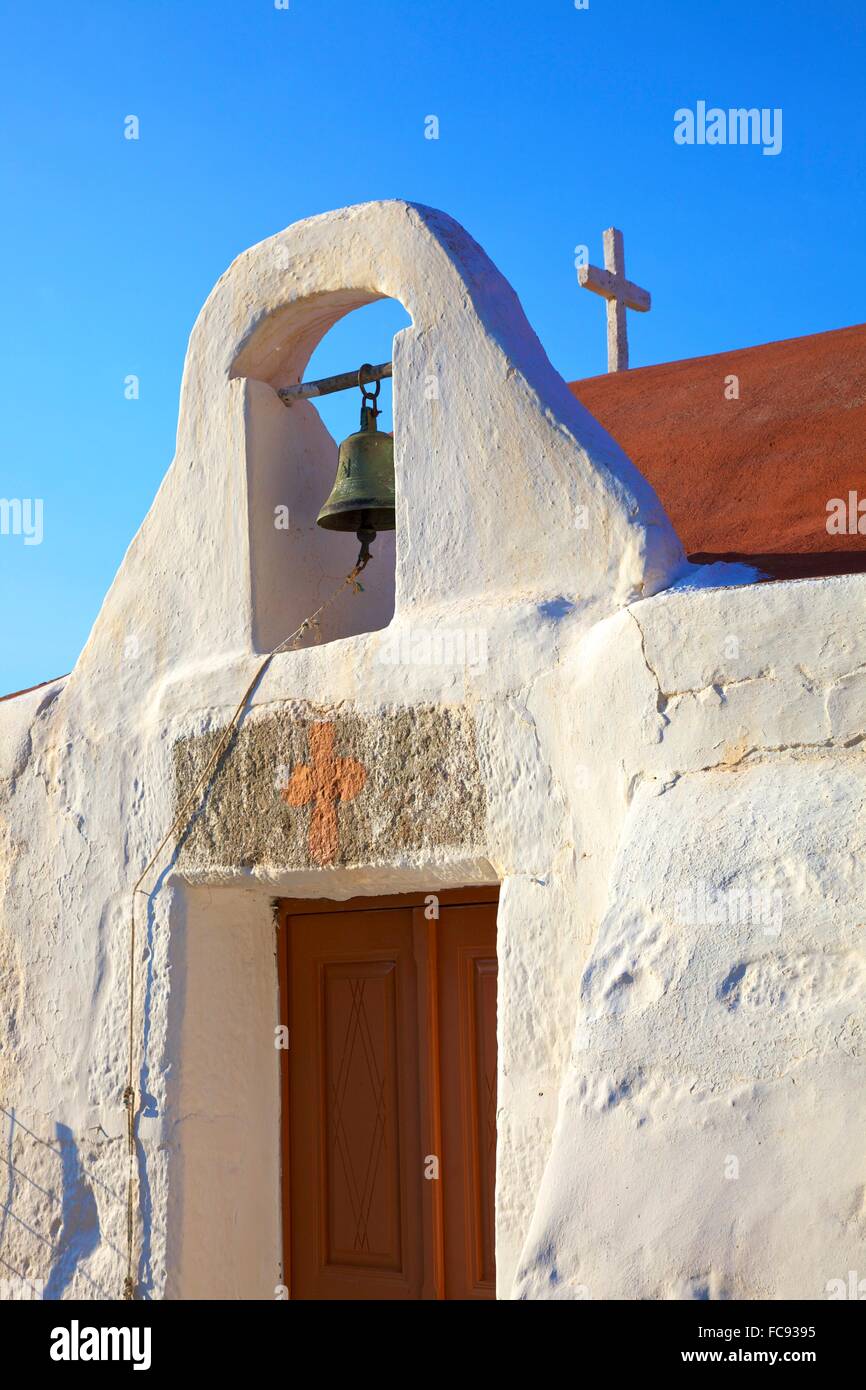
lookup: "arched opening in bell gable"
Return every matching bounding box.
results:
[232,294,411,654]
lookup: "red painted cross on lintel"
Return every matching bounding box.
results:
[280,722,366,865]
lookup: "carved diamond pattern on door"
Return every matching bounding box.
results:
[325,962,400,1265]
[280,889,498,1300]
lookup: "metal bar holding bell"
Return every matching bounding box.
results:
[278,360,393,406]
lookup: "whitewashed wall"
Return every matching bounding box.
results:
[513,573,866,1298]
[1,202,861,1301]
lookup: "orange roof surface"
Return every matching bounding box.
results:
[569,322,866,580]
[0,675,65,704]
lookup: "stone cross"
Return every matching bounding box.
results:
[280,721,366,865]
[578,228,651,372]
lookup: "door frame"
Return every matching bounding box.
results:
[276,886,500,1300]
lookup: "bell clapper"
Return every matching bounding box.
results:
[356,525,376,568]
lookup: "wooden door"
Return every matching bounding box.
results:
[279,889,498,1300]
[437,903,498,1297]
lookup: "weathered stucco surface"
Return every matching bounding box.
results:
[173,704,486,872]
[1,199,863,1302]
[514,574,866,1299]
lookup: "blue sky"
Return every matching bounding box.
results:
[1,0,864,693]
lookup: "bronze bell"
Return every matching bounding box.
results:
[317,367,395,561]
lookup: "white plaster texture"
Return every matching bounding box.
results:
[0,200,862,1303]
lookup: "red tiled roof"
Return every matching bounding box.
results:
[569,322,866,580]
[0,675,66,704]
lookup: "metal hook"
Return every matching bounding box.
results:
[358,363,381,415]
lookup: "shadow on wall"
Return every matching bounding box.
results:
[43,1123,101,1300]
[0,1108,104,1300]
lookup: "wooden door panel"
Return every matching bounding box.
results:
[323,959,402,1269]
[472,954,498,1287]
[437,905,498,1299]
[288,909,424,1299]
[282,893,498,1300]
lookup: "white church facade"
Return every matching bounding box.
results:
[1,200,864,1300]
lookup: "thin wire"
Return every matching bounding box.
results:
[123,555,369,1299]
